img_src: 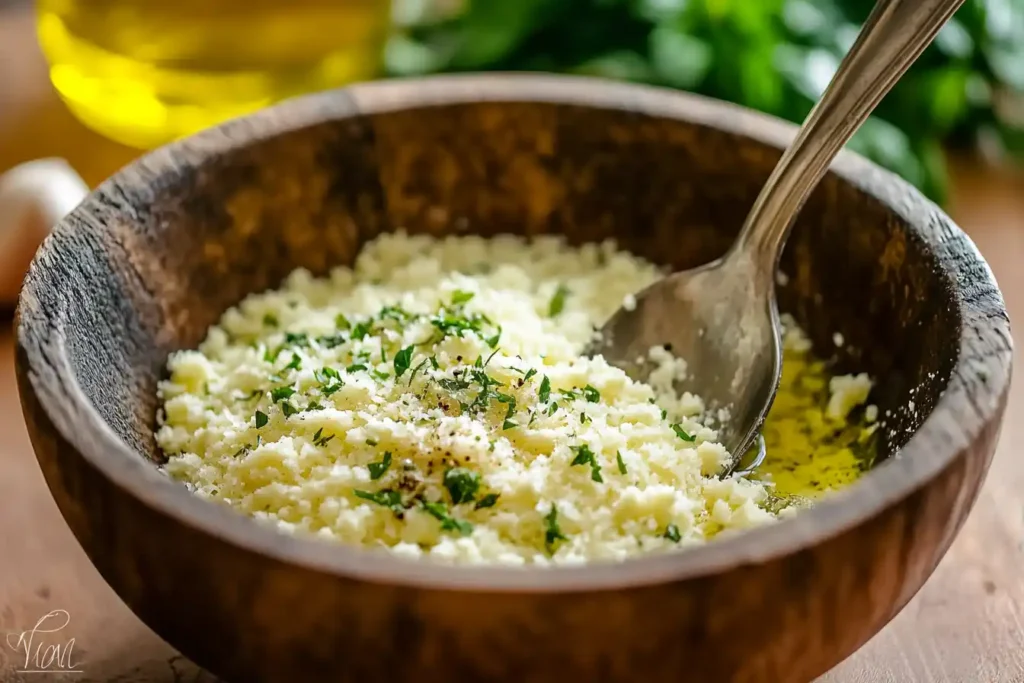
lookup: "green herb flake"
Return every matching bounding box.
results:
[351,321,373,341]
[583,385,600,403]
[570,444,603,483]
[394,345,415,378]
[408,357,431,385]
[664,524,682,543]
[379,305,412,323]
[616,450,628,475]
[346,363,368,373]
[264,346,283,364]
[254,410,269,429]
[475,493,500,510]
[548,284,570,317]
[284,353,302,371]
[365,438,379,446]
[321,382,344,396]
[262,313,279,328]
[368,451,393,480]
[270,386,295,403]
[354,488,404,512]
[312,428,335,448]
[318,333,346,349]
[543,504,568,553]
[539,375,551,403]
[502,419,518,430]
[485,329,501,349]
[671,424,696,442]
[281,401,298,417]
[335,313,351,330]
[371,369,390,381]
[523,368,538,382]
[284,332,309,347]
[421,500,473,536]
[443,467,481,504]
[430,311,487,340]
[440,377,471,393]
[495,393,516,418]
[451,290,475,305]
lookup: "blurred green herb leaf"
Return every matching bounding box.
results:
[388,0,1024,203]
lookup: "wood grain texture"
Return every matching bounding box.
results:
[11,73,1012,683]
[2,5,1022,682]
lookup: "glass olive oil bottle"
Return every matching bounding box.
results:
[37,0,392,149]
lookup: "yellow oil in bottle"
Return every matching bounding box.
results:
[37,0,392,149]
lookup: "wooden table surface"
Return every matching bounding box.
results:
[1,5,1023,682]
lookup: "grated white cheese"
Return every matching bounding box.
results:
[156,234,822,566]
[827,373,873,420]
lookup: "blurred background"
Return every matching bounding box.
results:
[2,0,1022,202]
[387,0,1024,204]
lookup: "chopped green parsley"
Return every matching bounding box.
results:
[368,452,393,480]
[543,504,569,553]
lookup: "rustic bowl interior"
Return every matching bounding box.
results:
[55,98,952,473]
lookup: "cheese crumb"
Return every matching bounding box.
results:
[827,373,873,420]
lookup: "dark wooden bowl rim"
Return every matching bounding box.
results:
[19,74,1013,593]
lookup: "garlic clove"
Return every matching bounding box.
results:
[0,159,89,305]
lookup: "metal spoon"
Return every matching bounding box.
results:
[587,0,964,475]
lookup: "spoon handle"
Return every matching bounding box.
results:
[733,0,965,274]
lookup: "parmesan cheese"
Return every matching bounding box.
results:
[156,233,867,565]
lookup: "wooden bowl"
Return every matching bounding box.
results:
[15,74,1012,683]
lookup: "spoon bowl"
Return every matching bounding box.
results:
[587,252,780,468]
